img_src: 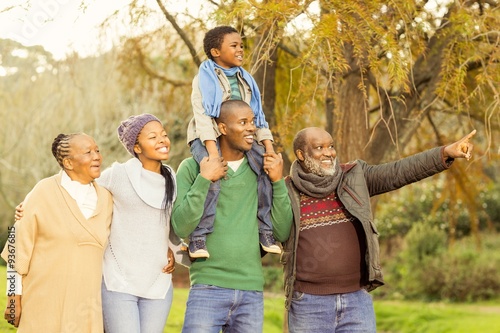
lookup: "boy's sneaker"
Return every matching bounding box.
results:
[259,233,281,254]
[189,239,210,258]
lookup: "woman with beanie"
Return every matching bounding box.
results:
[99,114,186,332]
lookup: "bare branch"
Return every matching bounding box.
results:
[155,0,201,67]
[133,40,190,87]
[0,6,15,14]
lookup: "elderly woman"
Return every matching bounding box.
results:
[2,133,113,332]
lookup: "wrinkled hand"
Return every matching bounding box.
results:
[444,130,476,160]
[14,202,23,221]
[162,248,175,274]
[4,295,21,327]
[200,156,227,182]
[263,152,284,182]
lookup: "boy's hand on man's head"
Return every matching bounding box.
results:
[263,152,284,182]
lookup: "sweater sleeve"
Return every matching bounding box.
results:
[171,158,212,238]
[270,179,293,242]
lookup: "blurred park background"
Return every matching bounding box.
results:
[0,0,499,332]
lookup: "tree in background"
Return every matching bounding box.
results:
[0,37,191,244]
[1,0,498,248]
[129,0,499,245]
[137,0,499,159]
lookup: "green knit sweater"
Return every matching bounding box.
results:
[172,157,293,291]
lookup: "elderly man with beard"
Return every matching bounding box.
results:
[281,127,476,333]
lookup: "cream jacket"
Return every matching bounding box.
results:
[1,172,112,332]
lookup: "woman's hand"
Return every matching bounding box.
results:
[4,295,21,327]
[162,248,176,274]
[14,202,24,221]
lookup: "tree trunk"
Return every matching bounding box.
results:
[251,27,292,173]
[333,43,369,162]
[325,80,335,135]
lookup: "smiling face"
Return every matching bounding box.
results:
[211,32,244,69]
[217,100,256,160]
[297,128,337,176]
[133,120,170,163]
[64,134,102,184]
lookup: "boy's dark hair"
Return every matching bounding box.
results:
[203,26,239,60]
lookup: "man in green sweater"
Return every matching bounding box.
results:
[172,99,293,332]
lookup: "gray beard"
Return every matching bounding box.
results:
[303,156,337,176]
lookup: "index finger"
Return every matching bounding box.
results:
[463,129,476,141]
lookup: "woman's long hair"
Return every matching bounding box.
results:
[160,164,175,223]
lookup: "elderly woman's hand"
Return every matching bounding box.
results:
[4,295,22,327]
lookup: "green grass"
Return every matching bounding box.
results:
[374,300,500,333]
[1,264,499,332]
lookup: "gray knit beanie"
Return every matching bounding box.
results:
[117,113,161,157]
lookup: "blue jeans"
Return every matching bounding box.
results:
[101,280,173,333]
[182,284,264,333]
[288,289,376,333]
[189,139,273,239]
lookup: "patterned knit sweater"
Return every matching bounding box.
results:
[294,191,367,294]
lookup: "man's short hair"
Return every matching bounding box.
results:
[292,128,310,155]
[217,100,251,124]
